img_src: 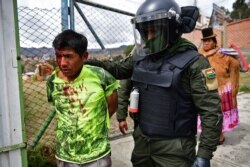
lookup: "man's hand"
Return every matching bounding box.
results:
[106,91,118,118]
[192,157,210,167]
[119,120,128,135]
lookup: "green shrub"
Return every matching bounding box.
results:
[28,143,56,167]
[239,85,250,92]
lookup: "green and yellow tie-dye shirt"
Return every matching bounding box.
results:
[46,65,119,164]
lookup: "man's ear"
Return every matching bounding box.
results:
[82,51,88,60]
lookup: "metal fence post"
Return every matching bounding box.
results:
[69,0,75,30]
[61,0,68,31]
[0,0,28,166]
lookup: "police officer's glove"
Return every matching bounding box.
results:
[191,156,210,167]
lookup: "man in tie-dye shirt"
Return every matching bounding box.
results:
[46,29,119,167]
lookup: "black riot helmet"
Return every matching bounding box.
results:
[131,0,183,56]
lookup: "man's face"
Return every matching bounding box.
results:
[142,26,168,54]
[144,27,158,40]
[202,38,216,52]
[55,48,88,81]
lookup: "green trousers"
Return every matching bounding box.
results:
[131,127,196,167]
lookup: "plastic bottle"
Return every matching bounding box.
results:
[129,88,139,113]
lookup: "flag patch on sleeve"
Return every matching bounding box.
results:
[202,68,218,90]
[203,68,216,79]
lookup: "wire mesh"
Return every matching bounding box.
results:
[17,2,250,166]
[18,3,135,166]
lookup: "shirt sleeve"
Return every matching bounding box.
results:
[85,55,133,80]
[116,79,132,121]
[186,55,223,159]
[102,68,120,97]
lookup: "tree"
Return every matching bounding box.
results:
[220,7,230,15]
[230,0,250,20]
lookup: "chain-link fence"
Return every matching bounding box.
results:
[18,2,135,166]
[18,1,250,166]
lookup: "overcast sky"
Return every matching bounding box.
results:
[17,0,236,48]
[18,0,236,17]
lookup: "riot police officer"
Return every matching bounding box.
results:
[87,0,222,166]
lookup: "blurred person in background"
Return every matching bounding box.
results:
[198,27,240,145]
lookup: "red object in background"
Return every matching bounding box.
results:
[231,43,249,72]
[222,91,231,111]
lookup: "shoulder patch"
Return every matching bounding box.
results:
[202,68,218,91]
[203,68,216,79]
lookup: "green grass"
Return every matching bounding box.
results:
[239,71,250,92]
[27,143,56,167]
[23,80,57,166]
[239,52,250,92]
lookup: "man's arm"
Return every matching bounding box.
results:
[117,79,132,121]
[86,46,136,80]
[106,90,118,118]
[101,67,120,117]
[188,56,222,160]
[86,56,133,80]
[117,79,132,134]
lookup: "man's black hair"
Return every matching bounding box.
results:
[53,29,88,57]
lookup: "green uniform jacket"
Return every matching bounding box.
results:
[116,79,132,121]
[87,38,223,160]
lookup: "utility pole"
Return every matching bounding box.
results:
[194,0,197,6]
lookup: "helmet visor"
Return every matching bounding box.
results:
[132,18,169,55]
